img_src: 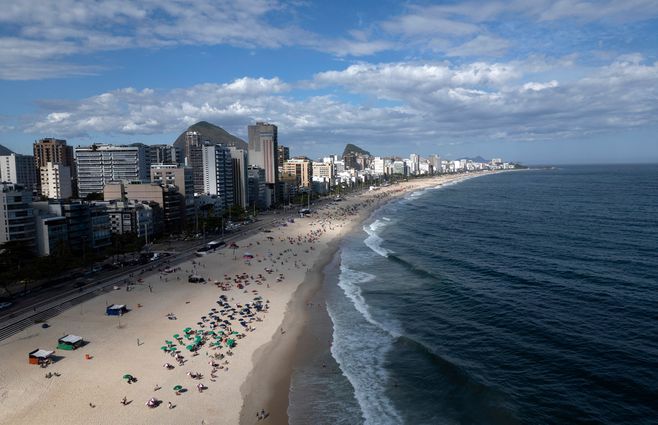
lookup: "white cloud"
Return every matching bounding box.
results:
[446,35,510,57]
[0,0,310,79]
[521,80,559,91]
[21,57,658,156]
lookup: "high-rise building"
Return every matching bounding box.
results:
[33,138,76,191]
[228,147,248,209]
[0,153,38,190]
[150,164,194,198]
[409,153,420,175]
[282,157,313,188]
[312,162,334,185]
[74,144,148,198]
[247,166,267,210]
[149,144,181,166]
[248,122,278,204]
[104,201,155,240]
[39,162,72,199]
[105,182,181,234]
[33,138,73,166]
[183,131,202,166]
[150,164,194,227]
[429,155,441,174]
[202,145,234,210]
[277,145,289,173]
[0,183,35,247]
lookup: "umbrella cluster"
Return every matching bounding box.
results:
[161,294,270,359]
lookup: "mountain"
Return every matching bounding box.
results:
[0,144,13,155]
[173,121,247,151]
[459,156,489,163]
[342,143,371,157]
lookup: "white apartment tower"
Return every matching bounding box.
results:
[40,162,72,199]
[0,183,35,246]
[202,145,234,210]
[0,153,37,190]
[74,144,148,198]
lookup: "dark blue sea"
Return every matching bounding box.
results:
[288,165,658,425]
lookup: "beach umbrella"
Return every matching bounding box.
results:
[173,334,180,339]
[186,345,194,351]
[173,385,183,391]
[160,346,168,351]
[184,327,192,333]
[226,339,235,347]
[123,374,133,380]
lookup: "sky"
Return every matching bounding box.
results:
[1,0,658,164]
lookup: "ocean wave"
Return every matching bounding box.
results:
[328,264,404,425]
[336,264,380,329]
[363,219,392,257]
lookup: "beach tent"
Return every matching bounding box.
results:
[57,334,84,350]
[28,348,54,365]
[106,304,128,316]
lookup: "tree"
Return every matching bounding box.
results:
[0,240,37,293]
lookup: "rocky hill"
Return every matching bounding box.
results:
[173,121,247,150]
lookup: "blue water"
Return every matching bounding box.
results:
[292,165,658,425]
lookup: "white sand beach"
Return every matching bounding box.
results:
[0,172,491,425]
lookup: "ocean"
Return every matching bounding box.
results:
[288,165,658,425]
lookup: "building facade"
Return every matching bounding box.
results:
[33,138,76,193]
[0,183,35,247]
[202,144,234,210]
[74,144,148,198]
[282,157,313,188]
[149,144,181,166]
[248,122,278,204]
[247,165,267,210]
[0,153,38,191]
[229,147,248,209]
[39,162,73,199]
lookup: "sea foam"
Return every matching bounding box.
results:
[363,219,391,257]
[328,262,403,425]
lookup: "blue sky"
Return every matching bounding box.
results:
[1,0,658,164]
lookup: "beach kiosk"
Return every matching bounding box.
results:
[57,334,84,350]
[28,348,54,365]
[106,304,128,316]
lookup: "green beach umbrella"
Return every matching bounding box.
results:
[123,374,133,380]
[160,346,168,351]
[173,385,183,391]
[173,334,180,338]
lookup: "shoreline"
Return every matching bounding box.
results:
[240,171,499,425]
[0,171,499,425]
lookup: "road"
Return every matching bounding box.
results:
[0,214,286,342]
